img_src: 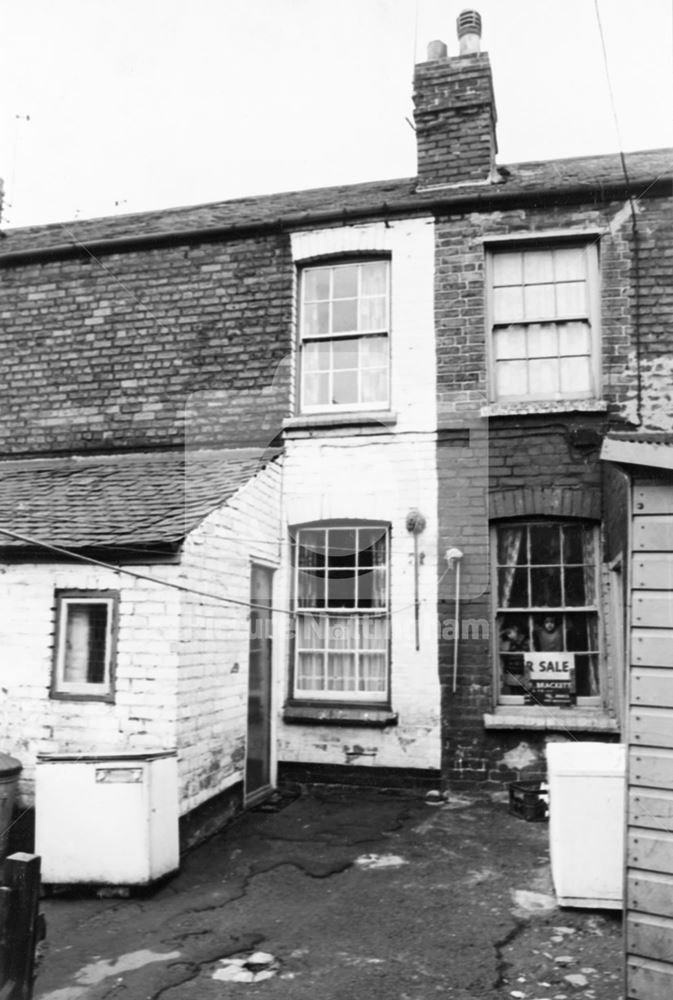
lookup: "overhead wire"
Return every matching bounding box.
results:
[593,0,643,424]
[0,524,288,616]
[0,524,426,620]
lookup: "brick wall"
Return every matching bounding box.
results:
[413,52,496,188]
[626,196,673,430]
[432,193,673,786]
[433,197,667,418]
[0,234,293,454]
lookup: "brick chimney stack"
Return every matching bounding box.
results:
[413,9,498,189]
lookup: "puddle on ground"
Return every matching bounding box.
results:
[37,948,181,1000]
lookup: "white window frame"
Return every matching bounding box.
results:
[292,524,390,703]
[486,241,600,403]
[298,259,391,413]
[52,591,118,701]
[491,521,602,708]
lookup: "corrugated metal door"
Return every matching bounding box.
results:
[626,477,673,998]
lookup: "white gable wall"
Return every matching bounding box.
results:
[176,459,282,816]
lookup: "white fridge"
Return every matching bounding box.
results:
[547,741,625,908]
[36,750,179,886]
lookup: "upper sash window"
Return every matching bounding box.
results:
[299,260,390,412]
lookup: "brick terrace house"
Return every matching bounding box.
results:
[425,16,673,785]
[0,11,671,847]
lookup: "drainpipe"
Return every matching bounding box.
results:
[446,548,464,692]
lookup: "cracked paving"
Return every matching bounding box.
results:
[34,788,623,1000]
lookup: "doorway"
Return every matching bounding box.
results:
[246,564,273,803]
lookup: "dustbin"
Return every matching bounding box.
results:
[0,752,22,863]
[547,741,625,908]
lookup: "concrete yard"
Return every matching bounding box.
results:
[33,787,623,1000]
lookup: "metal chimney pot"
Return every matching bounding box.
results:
[427,39,448,60]
[457,9,482,54]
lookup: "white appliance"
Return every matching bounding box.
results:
[36,750,179,886]
[547,741,625,909]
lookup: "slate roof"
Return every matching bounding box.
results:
[1,149,671,254]
[0,449,274,552]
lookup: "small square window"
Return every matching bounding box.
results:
[488,244,599,403]
[299,260,390,412]
[52,591,118,701]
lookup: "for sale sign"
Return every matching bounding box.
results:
[523,652,576,706]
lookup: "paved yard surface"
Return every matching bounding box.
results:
[34,787,623,1000]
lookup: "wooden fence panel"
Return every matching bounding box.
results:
[628,955,673,999]
[630,747,673,789]
[632,554,673,590]
[634,484,673,514]
[634,518,673,551]
[0,854,41,1000]
[628,914,673,964]
[627,473,673,999]
[628,829,673,875]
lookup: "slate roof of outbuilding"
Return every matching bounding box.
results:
[0,449,274,552]
[1,149,671,253]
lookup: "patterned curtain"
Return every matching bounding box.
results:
[499,527,524,608]
[582,525,596,604]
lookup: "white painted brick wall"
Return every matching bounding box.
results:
[282,218,440,773]
[280,431,441,771]
[291,218,436,433]
[0,562,181,805]
[0,458,283,814]
[175,458,282,815]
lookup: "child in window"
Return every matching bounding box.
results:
[500,623,529,652]
[533,615,564,652]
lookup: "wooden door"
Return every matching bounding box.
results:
[246,565,273,802]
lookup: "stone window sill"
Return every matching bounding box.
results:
[282,411,397,437]
[283,704,398,728]
[481,399,608,418]
[483,707,620,732]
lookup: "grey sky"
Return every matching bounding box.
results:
[1,0,671,228]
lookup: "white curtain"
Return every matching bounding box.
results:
[64,606,91,682]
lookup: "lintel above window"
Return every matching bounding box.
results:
[299,259,390,413]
